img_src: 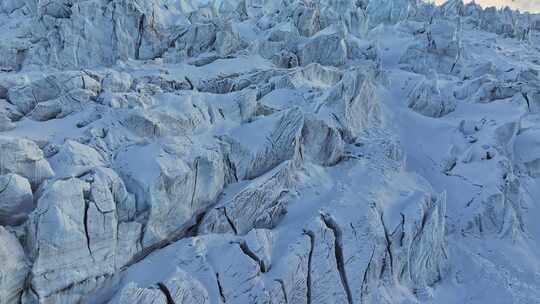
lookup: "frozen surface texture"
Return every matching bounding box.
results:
[1,0,540,303]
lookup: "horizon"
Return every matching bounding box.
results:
[434,0,540,12]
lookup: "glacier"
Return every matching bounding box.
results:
[1,0,540,303]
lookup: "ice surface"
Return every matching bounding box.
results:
[1,0,540,303]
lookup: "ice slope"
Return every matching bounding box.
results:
[1,0,540,303]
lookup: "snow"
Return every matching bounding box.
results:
[2,0,540,303]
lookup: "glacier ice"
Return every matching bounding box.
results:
[1,0,540,303]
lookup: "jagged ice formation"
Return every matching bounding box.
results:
[2,0,540,303]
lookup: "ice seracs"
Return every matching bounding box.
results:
[0,137,54,188]
[0,174,33,225]
[0,226,28,304]
[407,70,455,117]
[1,0,540,303]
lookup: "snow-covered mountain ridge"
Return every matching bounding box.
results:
[1,0,540,303]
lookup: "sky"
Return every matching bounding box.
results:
[433,0,540,12]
